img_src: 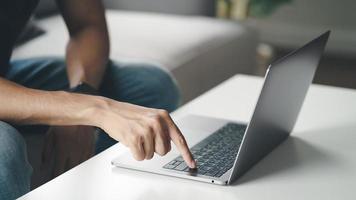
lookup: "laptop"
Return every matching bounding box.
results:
[112,31,330,185]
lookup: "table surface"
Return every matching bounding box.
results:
[19,75,356,200]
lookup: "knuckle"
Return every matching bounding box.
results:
[155,145,169,156]
[149,119,161,131]
[142,128,153,138]
[157,109,169,118]
[151,113,162,122]
[130,134,142,145]
[146,116,157,125]
[142,123,154,133]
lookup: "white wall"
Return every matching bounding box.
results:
[248,0,356,57]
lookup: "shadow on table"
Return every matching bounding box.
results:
[232,133,337,185]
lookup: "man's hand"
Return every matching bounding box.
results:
[0,79,196,170]
[94,99,196,168]
[41,125,96,177]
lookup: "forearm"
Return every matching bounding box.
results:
[0,77,106,126]
[66,26,109,89]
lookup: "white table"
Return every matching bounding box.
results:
[19,75,356,200]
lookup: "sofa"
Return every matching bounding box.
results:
[13,11,258,103]
[12,3,258,189]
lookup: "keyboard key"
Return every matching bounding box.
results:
[163,164,176,169]
[198,170,207,175]
[174,162,188,171]
[168,160,177,165]
[175,156,184,162]
[205,170,219,177]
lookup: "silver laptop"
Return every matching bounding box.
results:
[112,31,330,185]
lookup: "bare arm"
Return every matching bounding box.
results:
[0,78,196,168]
[56,0,109,89]
[0,77,101,125]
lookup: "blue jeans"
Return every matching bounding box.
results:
[0,57,180,200]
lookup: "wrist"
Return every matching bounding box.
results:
[83,95,112,128]
[46,91,109,127]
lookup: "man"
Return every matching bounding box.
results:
[0,0,196,199]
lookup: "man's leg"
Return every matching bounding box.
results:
[0,121,32,200]
[8,58,180,108]
[7,57,69,91]
[96,61,181,153]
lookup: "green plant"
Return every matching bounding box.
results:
[217,0,293,19]
[248,0,293,17]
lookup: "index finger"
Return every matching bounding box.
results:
[166,118,196,169]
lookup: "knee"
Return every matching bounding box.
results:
[106,62,181,112]
[136,65,181,112]
[0,122,32,199]
[0,122,27,165]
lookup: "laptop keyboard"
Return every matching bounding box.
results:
[163,123,246,178]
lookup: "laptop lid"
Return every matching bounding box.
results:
[228,31,330,183]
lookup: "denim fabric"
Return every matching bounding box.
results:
[0,122,32,200]
[0,57,180,200]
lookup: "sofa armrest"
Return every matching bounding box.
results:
[34,0,216,17]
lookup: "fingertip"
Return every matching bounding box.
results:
[183,154,196,168]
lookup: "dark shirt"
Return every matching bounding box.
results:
[0,0,39,76]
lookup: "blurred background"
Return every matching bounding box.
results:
[108,0,356,90]
[20,0,355,94]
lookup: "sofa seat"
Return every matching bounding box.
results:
[12,10,258,102]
